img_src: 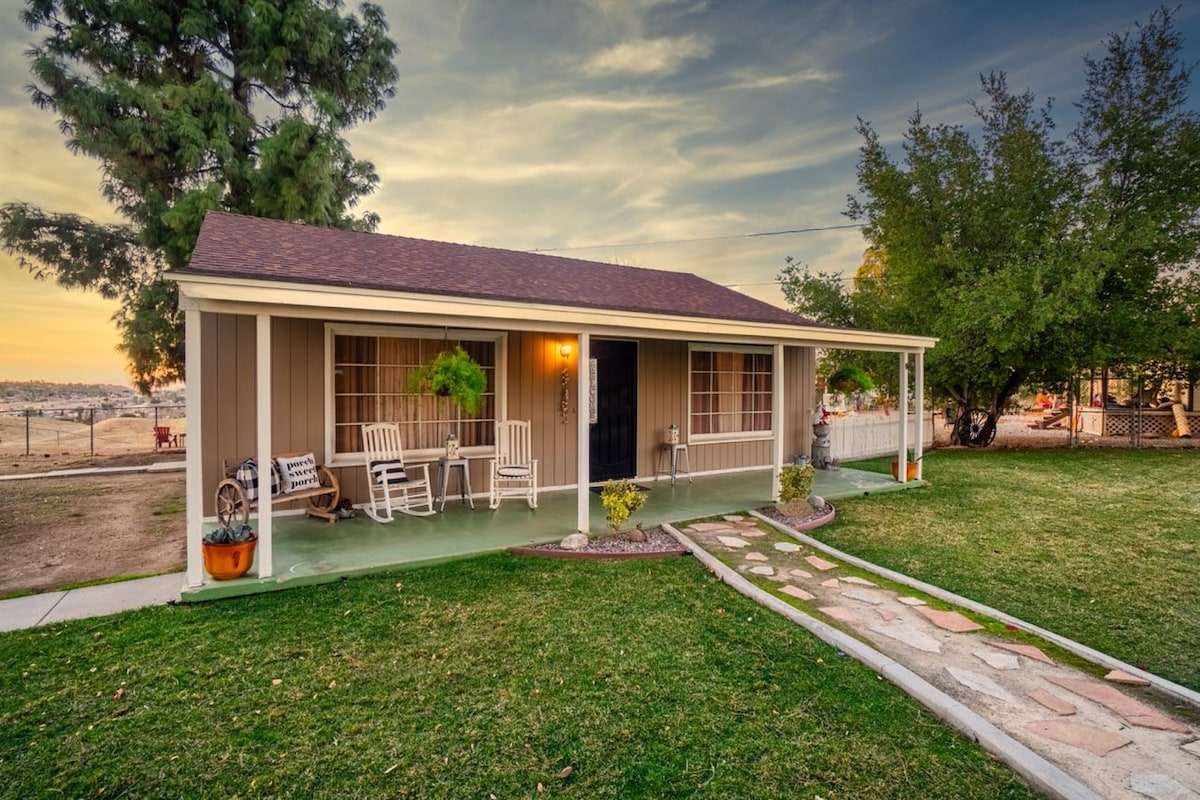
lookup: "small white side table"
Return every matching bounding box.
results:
[655,443,692,486]
[436,456,474,511]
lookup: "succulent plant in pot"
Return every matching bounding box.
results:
[201,522,257,580]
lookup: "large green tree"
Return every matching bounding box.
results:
[783,8,1200,436]
[1,0,399,391]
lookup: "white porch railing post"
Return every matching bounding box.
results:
[256,314,273,578]
[773,343,785,501]
[914,349,925,480]
[184,307,205,587]
[898,352,910,483]
[576,333,590,534]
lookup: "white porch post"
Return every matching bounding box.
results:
[256,314,274,578]
[898,352,910,483]
[914,349,925,480]
[772,343,785,501]
[575,333,590,534]
[184,307,205,587]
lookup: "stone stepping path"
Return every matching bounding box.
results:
[679,516,1200,799]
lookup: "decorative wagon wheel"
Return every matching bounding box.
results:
[307,465,341,517]
[956,407,997,448]
[215,478,250,527]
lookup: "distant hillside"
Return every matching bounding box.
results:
[0,381,184,411]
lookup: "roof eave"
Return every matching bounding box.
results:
[169,272,938,351]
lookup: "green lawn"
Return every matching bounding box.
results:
[0,556,1036,799]
[832,447,1200,691]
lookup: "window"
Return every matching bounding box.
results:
[689,346,772,439]
[331,327,499,456]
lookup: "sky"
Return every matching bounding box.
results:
[1,0,1197,387]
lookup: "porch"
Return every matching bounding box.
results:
[182,465,918,602]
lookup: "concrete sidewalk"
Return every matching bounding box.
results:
[0,573,183,632]
[0,460,185,482]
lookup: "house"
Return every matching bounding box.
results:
[169,212,937,589]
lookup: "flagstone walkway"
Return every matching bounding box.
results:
[670,515,1200,800]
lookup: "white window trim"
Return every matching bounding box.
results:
[688,342,774,444]
[324,323,506,466]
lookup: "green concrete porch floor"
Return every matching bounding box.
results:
[183,466,920,602]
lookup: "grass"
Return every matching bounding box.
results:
[0,556,1036,799]
[828,448,1200,690]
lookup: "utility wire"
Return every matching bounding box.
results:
[528,222,861,253]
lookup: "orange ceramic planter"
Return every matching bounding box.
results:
[202,536,258,580]
[890,461,919,481]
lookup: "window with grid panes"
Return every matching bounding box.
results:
[689,346,773,439]
[332,330,498,455]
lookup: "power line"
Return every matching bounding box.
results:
[527,222,861,253]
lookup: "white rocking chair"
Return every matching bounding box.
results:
[489,420,538,509]
[361,422,434,521]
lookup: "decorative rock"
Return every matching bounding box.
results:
[773,541,802,552]
[780,585,815,601]
[973,651,1020,670]
[1105,669,1151,686]
[733,520,759,528]
[914,606,984,633]
[789,569,813,579]
[691,522,733,532]
[819,606,862,625]
[807,494,825,508]
[820,578,840,588]
[627,527,646,543]
[1025,720,1131,757]
[840,576,876,586]
[897,596,927,606]
[870,622,942,653]
[748,566,775,576]
[716,536,752,549]
[841,588,886,606]
[946,667,1017,703]
[1130,773,1194,800]
[875,608,899,622]
[723,515,745,522]
[739,529,767,537]
[988,641,1054,665]
[559,533,589,550]
[805,555,838,571]
[1183,740,1200,759]
[743,552,769,561]
[1027,689,1076,716]
[1044,676,1191,732]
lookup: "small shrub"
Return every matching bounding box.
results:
[779,464,815,503]
[600,479,647,534]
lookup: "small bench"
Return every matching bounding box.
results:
[215,451,341,526]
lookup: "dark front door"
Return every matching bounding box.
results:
[589,339,638,482]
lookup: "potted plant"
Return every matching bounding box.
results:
[407,345,487,416]
[827,365,875,395]
[777,463,816,517]
[890,450,923,481]
[201,522,257,580]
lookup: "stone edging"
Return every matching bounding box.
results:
[506,545,688,560]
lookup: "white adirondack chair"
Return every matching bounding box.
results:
[361,422,434,521]
[489,420,538,509]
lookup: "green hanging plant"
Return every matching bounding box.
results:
[406,346,488,416]
[827,365,875,394]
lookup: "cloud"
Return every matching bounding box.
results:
[582,34,713,76]
[725,69,841,91]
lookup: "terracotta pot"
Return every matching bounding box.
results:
[890,461,919,481]
[202,536,258,580]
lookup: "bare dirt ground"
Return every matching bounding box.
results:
[0,417,186,596]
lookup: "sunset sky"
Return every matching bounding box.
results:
[1,0,1197,387]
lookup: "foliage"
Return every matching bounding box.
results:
[0,555,1037,797]
[600,478,648,533]
[827,365,875,394]
[1,0,399,392]
[778,463,816,503]
[782,8,1200,426]
[406,346,488,416]
[202,522,255,545]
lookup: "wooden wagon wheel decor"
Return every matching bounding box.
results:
[956,407,997,448]
[215,479,250,527]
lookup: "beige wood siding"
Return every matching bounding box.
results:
[504,331,578,488]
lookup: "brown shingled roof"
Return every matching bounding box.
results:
[177,212,816,327]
